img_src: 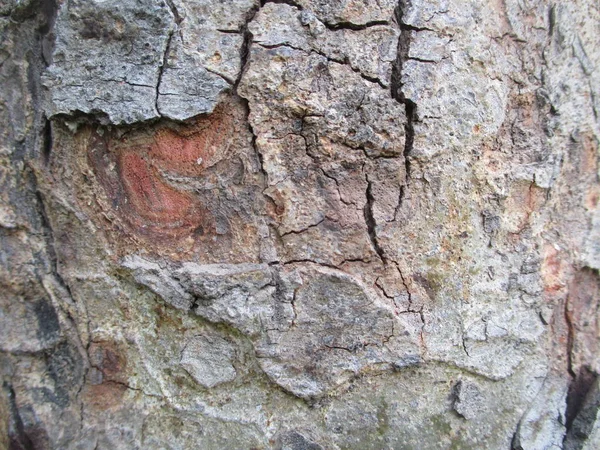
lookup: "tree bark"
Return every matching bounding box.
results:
[1,0,599,448]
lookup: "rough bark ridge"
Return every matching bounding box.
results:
[1,0,599,448]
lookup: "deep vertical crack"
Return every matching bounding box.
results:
[564,294,576,379]
[364,176,386,263]
[155,0,185,115]
[35,190,73,302]
[3,382,35,450]
[391,1,416,215]
[155,29,174,116]
[41,116,52,165]
[233,3,273,219]
[393,261,412,308]
[234,3,261,91]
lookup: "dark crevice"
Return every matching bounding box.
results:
[155,0,184,114]
[216,28,243,34]
[260,0,303,9]
[461,332,470,357]
[363,177,386,263]
[393,185,406,221]
[564,295,576,379]
[270,258,369,270]
[234,4,261,91]
[399,23,434,32]
[41,117,52,166]
[290,288,298,327]
[322,20,390,31]
[565,366,598,431]
[390,1,416,215]
[155,29,175,116]
[34,190,74,303]
[3,381,35,450]
[320,168,355,206]
[239,94,267,187]
[235,3,283,197]
[393,261,412,307]
[323,344,353,353]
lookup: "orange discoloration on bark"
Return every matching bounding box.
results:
[119,152,195,225]
[74,97,264,262]
[150,111,233,175]
[83,383,127,411]
[87,106,238,243]
[541,244,567,295]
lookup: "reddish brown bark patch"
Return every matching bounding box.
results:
[70,97,266,262]
[87,109,235,242]
[82,383,128,412]
[89,341,127,383]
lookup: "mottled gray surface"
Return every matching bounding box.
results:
[42,0,258,123]
[1,0,599,448]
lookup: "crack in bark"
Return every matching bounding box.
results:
[393,261,413,308]
[391,1,417,216]
[35,190,74,303]
[235,3,261,91]
[233,4,271,212]
[564,293,576,379]
[155,28,175,116]
[319,168,356,206]
[279,218,326,237]
[363,175,387,263]
[260,0,303,10]
[154,0,187,115]
[564,367,599,447]
[3,381,35,450]
[204,66,235,85]
[165,0,183,25]
[270,258,370,270]
[256,42,388,89]
[290,287,298,328]
[41,116,52,165]
[322,20,390,31]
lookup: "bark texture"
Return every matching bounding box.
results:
[1,0,599,448]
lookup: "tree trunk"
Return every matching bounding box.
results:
[1,0,599,448]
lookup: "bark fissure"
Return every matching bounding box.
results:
[256,42,388,89]
[34,191,74,302]
[363,176,386,263]
[155,29,175,116]
[565,366,598,433]
[260,0,303,10]
[322,20,390,31]
[391,1,416,215]
[3,381,35,450]
[280,218,327,237]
